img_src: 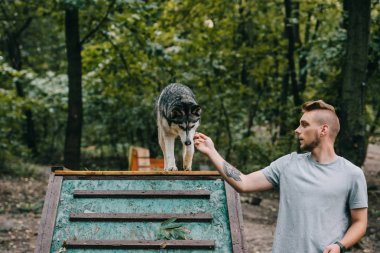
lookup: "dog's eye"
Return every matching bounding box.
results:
[189,117,200,123]
[171,109,183,119]
[192,106,201,116]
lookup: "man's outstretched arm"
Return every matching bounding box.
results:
[194,132,273,193]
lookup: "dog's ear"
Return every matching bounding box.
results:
[192,105,201,117]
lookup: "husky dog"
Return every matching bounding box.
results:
[156,83,201,171]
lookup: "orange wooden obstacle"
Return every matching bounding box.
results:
[129,147,164,171]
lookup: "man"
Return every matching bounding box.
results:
[194,100,368,253]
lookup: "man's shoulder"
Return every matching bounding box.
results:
[337,156,364,175]
[290,151,310,161]
[277,151,311,160]
[273,152,309,166]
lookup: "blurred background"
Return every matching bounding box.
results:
[0,0,379,174]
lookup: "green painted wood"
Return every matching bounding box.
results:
[50,179,235,253]
[73,189,211,198]
[69,212,213,221]
[64,240,215,249]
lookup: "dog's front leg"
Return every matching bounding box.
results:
[158,129,167,169]
[182,143,194,171]
[163,135,177,171]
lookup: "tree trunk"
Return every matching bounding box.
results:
[64,8,83,169]
[278,0,300,138]
[284,0,302,107]
[337,0,370,166]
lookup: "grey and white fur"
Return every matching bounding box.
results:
[156,83,201,171]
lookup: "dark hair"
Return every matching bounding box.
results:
[302,100,336,113]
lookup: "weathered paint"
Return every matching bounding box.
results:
[50,179,233,253]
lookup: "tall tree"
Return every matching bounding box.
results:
[63,6,82,169]
[63,1,115,169]
[337,0,371,166]
[284,0,302,107]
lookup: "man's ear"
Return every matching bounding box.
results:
[320,124,329,137]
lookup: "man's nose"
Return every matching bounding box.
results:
[294,126,301,135]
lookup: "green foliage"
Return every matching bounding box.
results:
[0,0,379,173]
[0,156,47,178]
[0,63,30,172]
[156,218,191,240]
[233,134,297,174]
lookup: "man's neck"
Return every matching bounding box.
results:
[311,144,337,164]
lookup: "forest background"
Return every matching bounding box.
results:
[0,0,379,175]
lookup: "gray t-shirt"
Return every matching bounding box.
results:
[262,152,368,253]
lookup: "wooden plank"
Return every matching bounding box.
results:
[54,170,220,176]
[64,240,215,249]
[73,189,211,198]
[235,189,248,252]
[70,212,212,222]
[225,182,247,253]
[34,173,54,253]
[63,175,221,181]
[150,158,164,170]
[34,175,63,253]
[129,146,151,171]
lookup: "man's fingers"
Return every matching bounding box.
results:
[194,132,208,139]
[194,139,204,145]
[194,137,207,149]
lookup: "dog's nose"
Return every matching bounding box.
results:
[185,140,191,146]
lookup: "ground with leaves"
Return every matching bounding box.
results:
[0,145,379,253]
[0,176,48,252]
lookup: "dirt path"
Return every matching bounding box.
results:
[0,177,48,252]
[0,144,379,252]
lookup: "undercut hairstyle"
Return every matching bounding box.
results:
[302,100,336,113]
[302,100,340,140]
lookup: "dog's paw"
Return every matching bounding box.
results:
[183,166,192,171]
[165,166,178,171]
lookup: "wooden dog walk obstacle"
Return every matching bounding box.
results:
[35,169,247,252]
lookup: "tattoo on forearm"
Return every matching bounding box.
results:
[223,162,242,181]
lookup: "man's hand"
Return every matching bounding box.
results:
[193,132,215,156]
[323,243,341,253]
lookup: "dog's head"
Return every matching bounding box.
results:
[169,102,201,146]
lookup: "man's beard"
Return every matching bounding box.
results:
[300,132,320,152]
